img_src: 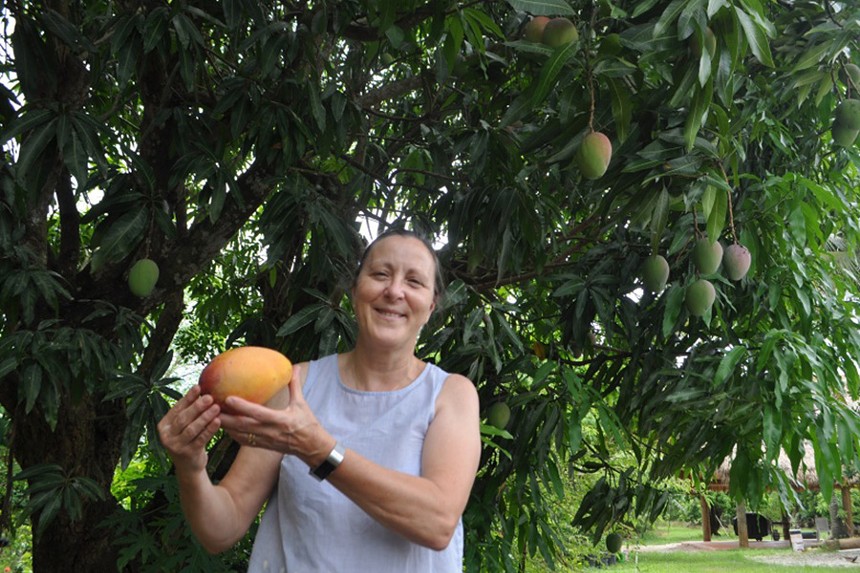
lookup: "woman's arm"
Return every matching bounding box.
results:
[219,369,481,550]
[157,385,283,554]
[327,373,481,549]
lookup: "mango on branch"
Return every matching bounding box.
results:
[523,16,550,43]
[722,243,751,281]
[692,238,722,275]
[542,17,578,48]
[834,99,860,131]
[128,258,159,297]
[685,279,716,317]
[487,401,511,429]
[575,131,612,180]
[640,254,670,293]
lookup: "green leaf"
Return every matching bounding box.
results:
[90,209,148,271]
[276,303,327,337]
[734,7,773,67]
[662,285,685,337]
[705,186,727,242]
[762,404,781,458]
[684,79,713,151]
[531,41,578,108]
[714,346,746,386]
[654,0,689,38]
[606,77,632,143]
[504,0,575,16]
[16,117,58,183]
[650,187,670,252]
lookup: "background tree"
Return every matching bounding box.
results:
[2,0,860,570]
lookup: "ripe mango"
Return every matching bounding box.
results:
[128,258,159,297]
[722,243,751,281]
[542,17,578,48]
[640,254,670,293]
[685,279,716,317]
[487,401,511,429]
[523,16,550,43]
[692,238,722,275]
[575,131,612,179]
[835,99,860,131]
[199,346,292,412]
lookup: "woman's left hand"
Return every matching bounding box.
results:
[218,363,336,467]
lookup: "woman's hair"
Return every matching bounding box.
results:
[353,228,445,305]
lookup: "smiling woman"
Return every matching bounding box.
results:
[157,227,481,573]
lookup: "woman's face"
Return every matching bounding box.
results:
[353,235,438,350]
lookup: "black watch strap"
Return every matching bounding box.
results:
[310,441,346,481]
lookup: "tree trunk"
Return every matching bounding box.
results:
[12,394,128,572]
[843,486,855,537]
[830,491,848,538]
[700,495,711,541]
[33,498,125,572]
[736,501,749,548]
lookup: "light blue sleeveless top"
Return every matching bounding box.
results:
[247,354,464,572]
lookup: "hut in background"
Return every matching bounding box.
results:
[699,449,857,546]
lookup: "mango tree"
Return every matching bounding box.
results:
[2,0,860,571]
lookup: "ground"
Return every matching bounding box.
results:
[637,540,860,568]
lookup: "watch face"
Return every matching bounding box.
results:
[311,443,345,481]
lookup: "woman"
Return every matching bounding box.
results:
[157,229,482,572]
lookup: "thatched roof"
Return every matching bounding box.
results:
[708,447,860,492]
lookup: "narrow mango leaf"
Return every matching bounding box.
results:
[701,185,716,222]
[789,41,830,73]
[734,7,773,67]
[504,0,575,16]
[705,186,727,242]
[698,43,712,87]
[15,118,58,183]
[276,302,327,336]
[606,77,632,143]
[708,0,729,17]
[662,285,685,337]
[654,0,688,38]
[814,75,833,107]
[632,0,661,18]
[89,209,148,270]
[762,404,781,458]
[650,188,670,252]
[684,79,713,151]
[714,346,746,386]
[531,41,578,108]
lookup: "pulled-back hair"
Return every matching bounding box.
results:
[353,228,445,305]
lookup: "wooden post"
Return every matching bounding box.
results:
[843,485,855,537]
[736,501,749,548]
[701,495,712,542]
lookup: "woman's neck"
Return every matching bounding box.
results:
[340,346,423,392]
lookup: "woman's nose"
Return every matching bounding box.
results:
[384,278,405,298]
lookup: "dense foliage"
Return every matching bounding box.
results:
[2,0,860,570]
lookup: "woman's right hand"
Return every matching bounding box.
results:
[157,385,222,474]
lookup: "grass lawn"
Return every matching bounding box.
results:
[636,521,712,545]
[597,550,854,572]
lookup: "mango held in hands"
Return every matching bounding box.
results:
[199,346,292,412]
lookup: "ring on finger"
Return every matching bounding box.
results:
[247,432,256,446]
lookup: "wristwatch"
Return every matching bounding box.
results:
[310,441,346,481]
